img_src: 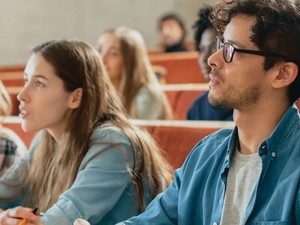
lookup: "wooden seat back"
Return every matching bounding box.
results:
[162,84,208,120]
[150,52,204,84]
[132,119,234,170]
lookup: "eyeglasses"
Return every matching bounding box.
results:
[216,37,290,63]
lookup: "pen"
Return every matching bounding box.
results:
[18,207,38,225]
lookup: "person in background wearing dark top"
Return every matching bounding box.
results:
[187,6,233,121]
[158,13,188,53]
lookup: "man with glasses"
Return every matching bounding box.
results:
[103,0,300,224]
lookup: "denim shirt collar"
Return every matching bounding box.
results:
[262,105,300,158]
[224,105,300,166]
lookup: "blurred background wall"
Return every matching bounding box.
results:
[0,0,215,65]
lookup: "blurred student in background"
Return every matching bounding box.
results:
[0,39,172,225]
[187,6,233,120]
[0,80,26,175]
[158,13,188,53]
[95,27,172,120]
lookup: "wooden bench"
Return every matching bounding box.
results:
[296,99,300,110]
[149,52,205,84]
[1,116,234,170]
[161,83,208,120]
[6,86,22,116]
[0,64,25,87]
[132,119,234,170]
[0,64,25,72]
[1,116,35,148]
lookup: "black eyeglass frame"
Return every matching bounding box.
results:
[217,38,290,63]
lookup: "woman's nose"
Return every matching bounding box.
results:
[17,87,29,103]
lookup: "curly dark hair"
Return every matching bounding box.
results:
[211,0,300,105]
[193,6,214,51]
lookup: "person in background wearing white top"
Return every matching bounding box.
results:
[95,27,172,120]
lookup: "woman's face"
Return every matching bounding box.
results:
[95,33,124,86]
[17,53,81,141]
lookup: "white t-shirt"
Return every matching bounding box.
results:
[220,148,262,225]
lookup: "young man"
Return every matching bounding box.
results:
[77,0,300,224]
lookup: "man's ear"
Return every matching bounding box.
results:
[273,62,298,88]
[69,88,82,109]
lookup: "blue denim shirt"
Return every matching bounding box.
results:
[119,105,300,225]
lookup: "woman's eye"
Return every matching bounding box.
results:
[36,81,44,87]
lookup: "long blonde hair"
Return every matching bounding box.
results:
[104,27,172,119]
[26,40,172,213]
[0,80,12,117]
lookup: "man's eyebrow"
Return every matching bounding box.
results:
[226,39,247,48]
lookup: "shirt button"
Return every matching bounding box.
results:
[271,151,276,158]
[213,222,218,225]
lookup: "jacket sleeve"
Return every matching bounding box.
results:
[295,183,300,225]
[41,128,136,225]
[0,134,38,208]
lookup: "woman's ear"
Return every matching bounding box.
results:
[273,62,298,88]
[69,88,83,109]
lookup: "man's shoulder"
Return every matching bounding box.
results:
[179,128,233,175]
[203,128,233,141]
[91,124,128,142]
[191,128,233,155]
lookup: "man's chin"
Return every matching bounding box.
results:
[208,94,229,108]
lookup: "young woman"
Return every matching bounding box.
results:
[0,40,172,225]
[0,80,26,175]
[95,27,172,120]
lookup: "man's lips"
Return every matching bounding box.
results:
[209,73,221,86]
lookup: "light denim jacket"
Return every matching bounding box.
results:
[119,105,300,225]
[0,125,152,225]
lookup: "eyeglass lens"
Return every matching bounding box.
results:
[224,43,234,63]
[216,38,233,63]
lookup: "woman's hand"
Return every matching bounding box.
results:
[0,207,43,225]
[74,218,91,225]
